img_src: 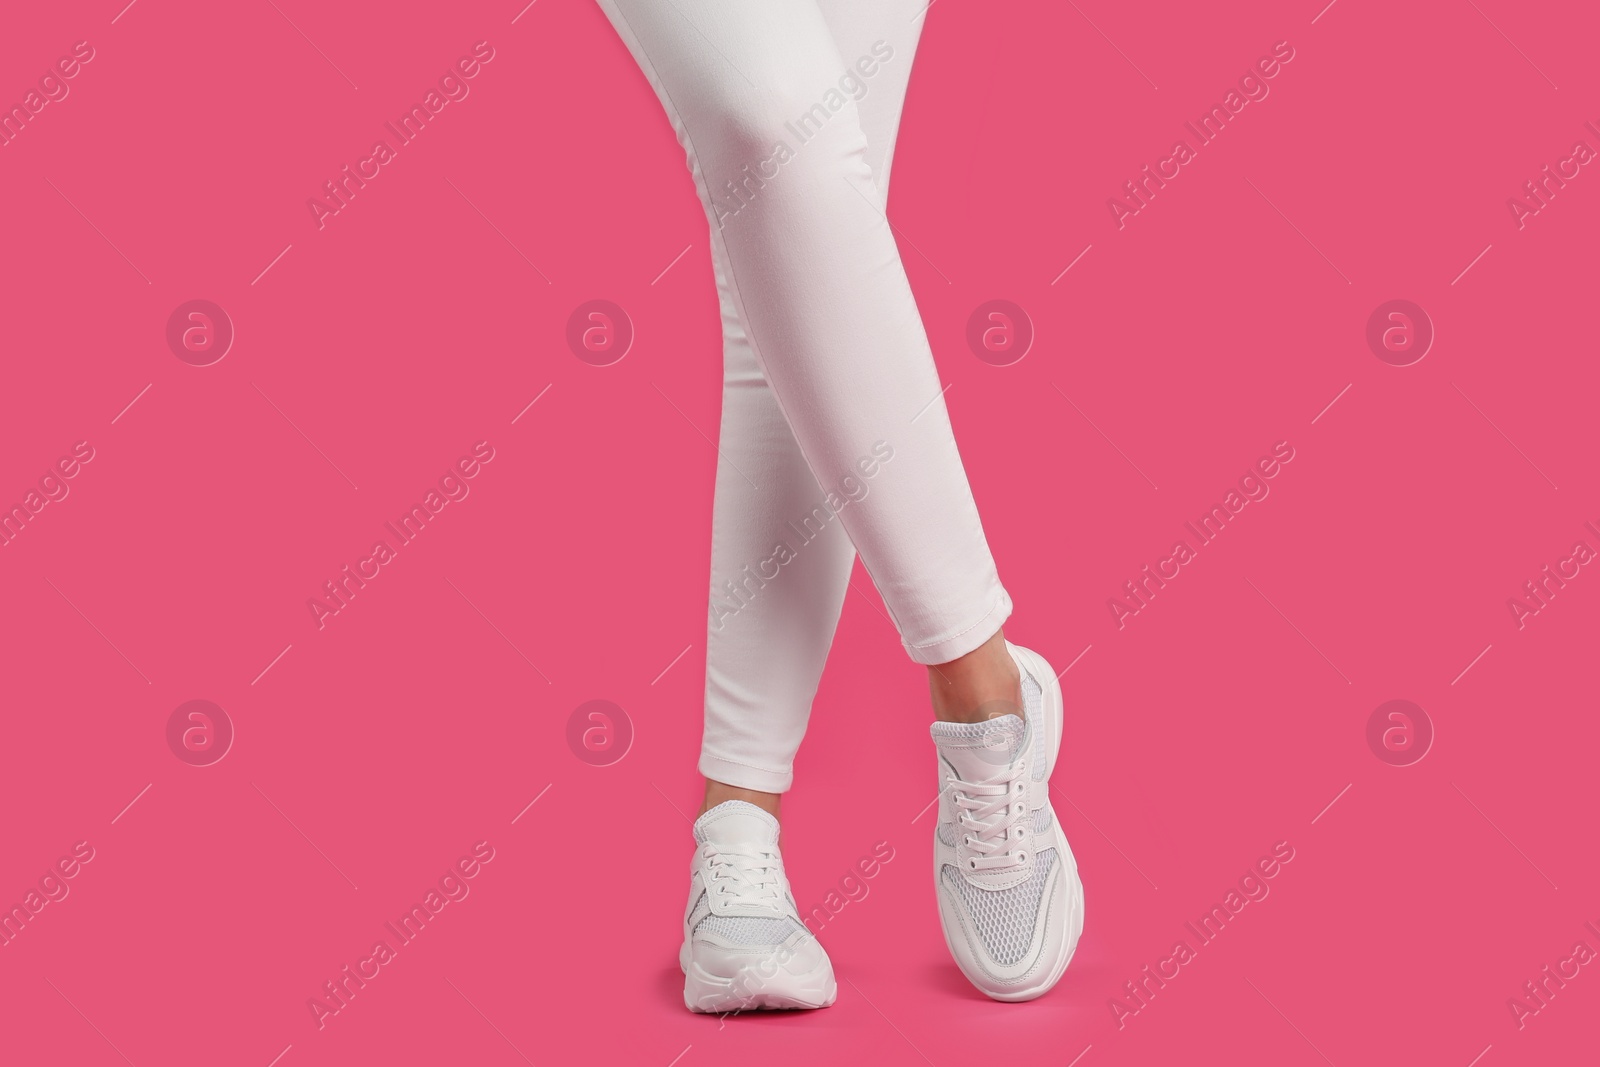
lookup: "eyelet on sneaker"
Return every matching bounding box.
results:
[962,834,973,847]
[1015,850,1029,865]
[968,858,979,870]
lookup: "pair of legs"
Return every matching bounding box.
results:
[593,0,1021,817]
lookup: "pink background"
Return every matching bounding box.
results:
[2,0,1597,1064]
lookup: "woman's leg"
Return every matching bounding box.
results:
[597,0,1014,774]
[689,0,940,817]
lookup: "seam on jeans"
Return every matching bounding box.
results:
[905,590,1011,653]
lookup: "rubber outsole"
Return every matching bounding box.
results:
[679,941,837,1014]
[979,825,1085,1001]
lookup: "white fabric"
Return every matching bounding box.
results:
[682,802,837,1010]
[687,803,805,950]
[941,848,1058,967]
[696,914,804,946]
[1023,671,1048,780]
[595,0,1012,794]
[931,715,1030,872]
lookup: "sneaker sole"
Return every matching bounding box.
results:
[679,941,838,1013]
[978,818,1085,1001]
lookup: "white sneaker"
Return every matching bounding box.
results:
[929,642,1085,1001]
[680,800,837,1013]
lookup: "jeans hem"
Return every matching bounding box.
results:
[699,752,795,794]
[902,587,1014,665]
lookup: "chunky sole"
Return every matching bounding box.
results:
[980,821,1086,1001]
[679,941,838,1014]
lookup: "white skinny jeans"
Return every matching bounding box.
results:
[597,0,1012,792]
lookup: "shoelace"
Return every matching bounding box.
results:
[947,765,1029,872]
[703,845,786,907]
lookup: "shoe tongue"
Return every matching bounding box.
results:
[693,800,780,849]
[930,715,1027,781]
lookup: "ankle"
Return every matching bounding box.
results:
[928,629,1023,724]
[700,780,781,821]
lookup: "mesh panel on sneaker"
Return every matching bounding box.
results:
[941,848,1058,966]
[1031,805,1053,833]
[931,715,1025,757]
[694,914,804,946]
[938,821,957,848]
